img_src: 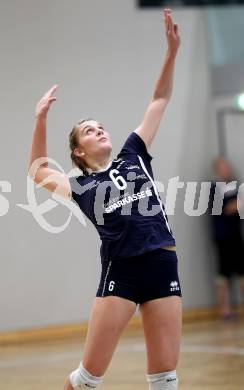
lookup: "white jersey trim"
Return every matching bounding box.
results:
[87,159,113,175]
[137,155,172,234]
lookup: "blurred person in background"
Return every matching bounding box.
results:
[209,156,244,320]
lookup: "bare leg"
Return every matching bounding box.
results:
[216,277,232,317]
[63,296,136,389]
[238,276,244,314]
[139,296,182,374]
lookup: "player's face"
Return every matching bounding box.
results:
[78,120,112,156]
[215,158,232,180]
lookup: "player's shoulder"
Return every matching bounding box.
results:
[118,131,153,163]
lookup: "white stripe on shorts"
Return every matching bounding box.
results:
[102,261,112,297]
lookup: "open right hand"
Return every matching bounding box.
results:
[35,84,58,119]
[163,9,180,55]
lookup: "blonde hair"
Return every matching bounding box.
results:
[69,118,93,176]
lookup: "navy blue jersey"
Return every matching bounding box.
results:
[69,132,175,261]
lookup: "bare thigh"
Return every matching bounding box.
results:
[81,296,137,376]
[140,296,182,374]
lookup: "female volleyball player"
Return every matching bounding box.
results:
[28,9,181,390]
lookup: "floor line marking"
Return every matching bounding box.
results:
[1,342,244,369]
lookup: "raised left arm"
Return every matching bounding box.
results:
[134,9,180,150]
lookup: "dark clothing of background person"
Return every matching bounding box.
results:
[209,181,244,278]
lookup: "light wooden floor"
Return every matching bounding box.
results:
[1,318,244,389]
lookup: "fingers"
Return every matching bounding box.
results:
[163,9,172,33]
[46,97,57,111]
[48,84,58,96]
[174,23,179,37]
[163,8,179,37]
[48,97,57,104]
[36,86,58,117]
[44,84,59,99]
[49,97,57,102]
[42,85,58,105]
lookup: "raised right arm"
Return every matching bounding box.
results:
[28,85,71,200]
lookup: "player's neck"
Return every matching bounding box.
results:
[86,153,112,173]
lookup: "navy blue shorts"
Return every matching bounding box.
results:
[96,247,182,305]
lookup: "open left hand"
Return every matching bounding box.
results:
[163,9,180,54]
[35,84,58,119]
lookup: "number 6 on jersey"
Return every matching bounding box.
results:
[109,169,127,190]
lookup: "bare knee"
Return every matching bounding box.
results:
[148,349,179,374]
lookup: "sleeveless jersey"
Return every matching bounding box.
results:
[69,131,175,262]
